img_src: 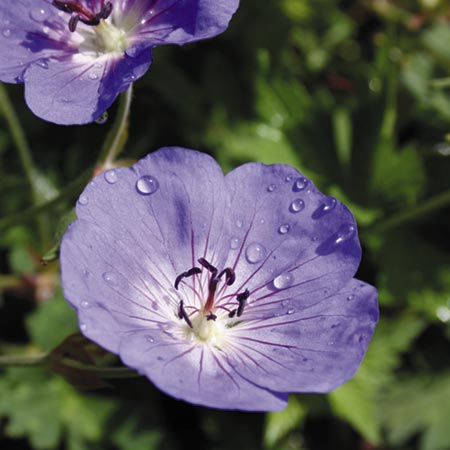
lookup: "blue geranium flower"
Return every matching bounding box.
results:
[60,147,378,411]
[0,0,239,124]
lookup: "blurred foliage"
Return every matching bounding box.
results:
[1,0,450,449]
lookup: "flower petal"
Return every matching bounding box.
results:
[221,162,361,316]
[61,148,229,348]
[226,279,378,393]
[0,0,75,83]
[23,48,151,124]
[124,0,240,46]
[119,329,288,411]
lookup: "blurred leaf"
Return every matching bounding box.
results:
[26,290,78,351]
[329,314,426,445]
[0,367,115,450]
[382,373,450,450]
[371,142,426,208]
[264,395,307,449]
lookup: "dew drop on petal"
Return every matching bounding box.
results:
[145,335,155,343]
[102,272,117,285]
[36,59,48,69]
[136,175,159,195]
[29,7,49,22]
[95,111,108,124]
[289,198,305,213]
[88,72,99,80]
[230,237,240,250]
[287,308,295,315]
[273,272,293,289]
[347,295,354,301]
[80,323,87,331]
[245,242,267,264]
[80,300,90,309]
[334,223,356,245]
[285,175,293,182]
[278,224,290,235]
[235,219,243,228]
[311,236,318,241]
[313,196,337,218]
[293,177,308,192]
[2,29,11,38]
[104,169,118,184]
[267,183,276,192]
[78,194,88,206]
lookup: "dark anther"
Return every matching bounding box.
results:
[206,313,217,321]
[228,289,250,318]
[53,1,113,32]
[236,289,250,317]
[68,15,79,32]
[178,300,193,328]
[174,267,202,290]
[198,257,218,277]
[217,268,236,286]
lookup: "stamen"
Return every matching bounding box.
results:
[68,15,79,32]
[52,0,113,32]
[174,267,202,290]
[217,268,236,286]
[228,289,250,318]
[198,257,218,277]
[178,300,193,328]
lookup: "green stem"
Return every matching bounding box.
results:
[0,353,49,367]
[98,86,133,168]
[60,359,141,379]
[0,167,92,232]
[0,83,48,245]
[365,188,450,234]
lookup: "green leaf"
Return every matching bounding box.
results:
[26,290,78,351]
[0,367,115,450]
[264,395,307,449]
[382,374,450,450]
[328,314,426,445]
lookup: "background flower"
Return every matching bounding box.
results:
[60,147,378,411]
[0,0,239,124]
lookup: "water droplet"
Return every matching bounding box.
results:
[60,97,70,104]
[273,272,293,289]
[230,237,240,250]
[278,224,290,235]
[236,219,243,228]
[245,242,267,264]
[78,194,88,205]
[289,198,305,213]
[82,269,91,278]
[80,300,90,309]
[136,175,159,195]
[347,295,354,301]
[328,340,335,346]
[267,183,276,192]
[2,29,11,38]
[145,335,155,343]
[122,72,136,83]
[285,175,293,182]
[287,308,295,315]
[36,59,48,69]
[42,26,50,34]
[334,223,356,245]
[293,177,308,191]
[311,236,318,241]
[102,272,117,285]
[331,322,340,329]
[88,72,99,80]
[29,7,49,22]
[313,196,337,218]
[104,169,118,184]
[80,323,87,331]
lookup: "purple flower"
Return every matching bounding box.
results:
[0,0,239,124]
[60,147,378,411]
